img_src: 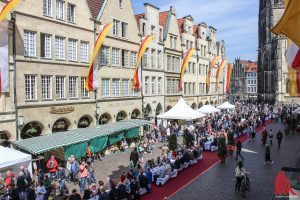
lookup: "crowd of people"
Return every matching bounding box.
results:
[0,100,299,200]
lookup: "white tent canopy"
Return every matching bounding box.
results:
[292,107,300,114]
[217,101,235,110]
[197,105,220,114]
[157,98,205,120]
[0,146,32,175]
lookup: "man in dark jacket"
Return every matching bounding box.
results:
[117,182,131,199]
[264,144,273,164]
[16,172,28,199]
[138,172,150,193]
[235,140,244,161]
[276,130,283,149]
[130,147,139,167]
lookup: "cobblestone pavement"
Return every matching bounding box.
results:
[170,121,300,200]
[67,138,183,190]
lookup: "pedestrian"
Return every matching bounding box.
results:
[261,127,268,145]
[79,161,88,193]
[235,140,244,161]
[70,156,79,183]
[130,147,139,168]
[276,130,283,149]
[69,189,81,200]
[264,144,273,164]
[46,155,58,178]
[35,181,46,200]
[235,161,250,192]
[26,182,36,200]
[268,129,273,146]
[16,171,28,199]
[57,166,66,195]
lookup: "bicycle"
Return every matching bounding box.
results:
[240,174,250,198]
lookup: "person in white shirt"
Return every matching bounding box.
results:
[235,161,250,192]
[35,181,47,200]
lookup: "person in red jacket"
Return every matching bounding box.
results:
[46,155,58,177]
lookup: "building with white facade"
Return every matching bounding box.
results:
[245,62,258,98]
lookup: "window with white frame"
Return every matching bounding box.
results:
[121,22,128,38]
[142,49,148,68]
[151,77,156,94]
[167,55,171,71]
[184,82,187,95]
[55,36,65,60]
[80,77,89,98]
[80,41,89,63]
[69,76,78,98]
[67,3,75,23]
[157,50,161,69]
[175,57,179,72]
[122,79,129,96]
[167,79,171,94]
[24,31,36,57]
[131,80,138,96]
[43,0,52,17]
[101,78,110,97]
[171,56,175,71]
[112,47,120,66]
[145,76,149,94]
[151,49,155,68]
[170,36,173,49]
[56,0,64,20]
[193,83,195,94]
[40,33,51,58]
[130,51,137,68]
[41,75,52,99]
[121,50,129,67]
[101,46,110,65]
[174,37,177,49]
[171,79,176,94]
[158,77,162,94]
[113,19,120,36]
[68,39,77,61]
[112,79,120,96]
[55,76,65,99]
[25,75,37,100]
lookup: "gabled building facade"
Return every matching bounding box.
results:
[160,7,182,111]
[93,0,142,124]
[135,3,164,121]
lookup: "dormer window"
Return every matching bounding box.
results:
[151,25,155,35]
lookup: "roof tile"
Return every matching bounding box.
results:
[86,0,105,20]
[159,11,169,27]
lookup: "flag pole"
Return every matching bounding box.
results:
[94,22,99,125]
[139,34,145,119]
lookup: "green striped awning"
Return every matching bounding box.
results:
[13,119,151,155]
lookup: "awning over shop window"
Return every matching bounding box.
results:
[89,136,108,154]
[65,142,88,160]
[109,132,124,145]
[13,119,151,155]
[125,128,139,139]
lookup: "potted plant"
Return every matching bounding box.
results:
[217,136,227,164]
[168,134,177,151]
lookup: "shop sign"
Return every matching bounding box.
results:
[50,106,75,114]
[108,101,135,108]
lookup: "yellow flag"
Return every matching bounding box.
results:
[271,0,300,47]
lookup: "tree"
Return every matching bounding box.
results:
[217,136,227,163]
[168,134,177,151]
[183,129,194,148]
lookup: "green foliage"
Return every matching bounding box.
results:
[217,136,227,163]
[168,134,177,151]
[183,129,194,147]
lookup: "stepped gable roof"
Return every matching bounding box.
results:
[86,0,105,20]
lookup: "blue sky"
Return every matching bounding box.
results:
[132,0,258,63]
